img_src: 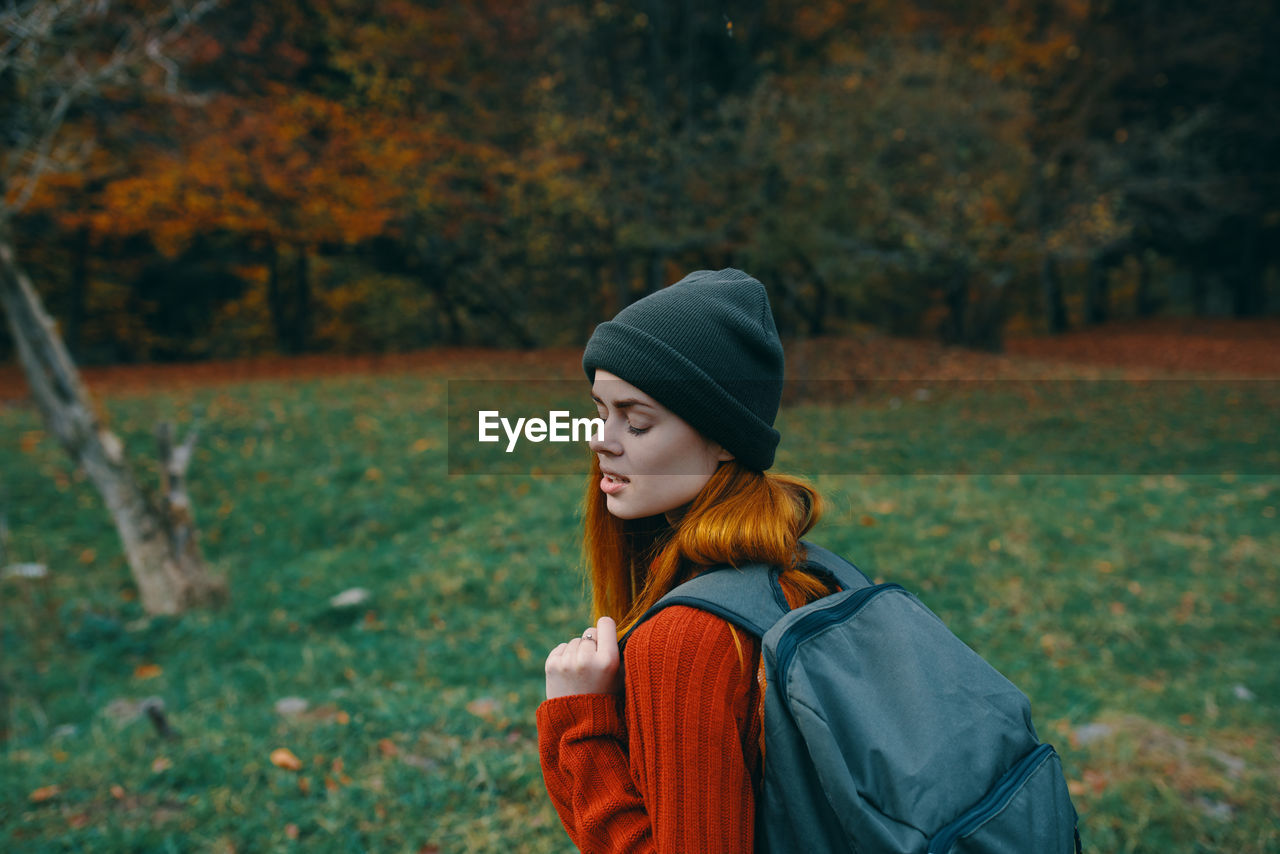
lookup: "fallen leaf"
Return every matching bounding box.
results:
[134,664,163,680]
[286,823,300,839]
[378,738,399,757]
[466,696,500,720]
[330,588,371,608]
[152,757,172,773]
[274,697,309,717]
[1083,769,1108,794]
[111,784,126,800]
[20,431,43,454]
[30,784,60,803]
[270,748,303,771]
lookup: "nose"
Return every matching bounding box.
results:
[588,434,621,456]
[588,418,623,456]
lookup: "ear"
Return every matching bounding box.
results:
[712,442,735,463]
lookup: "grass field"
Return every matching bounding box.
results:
[2,348,1277,852]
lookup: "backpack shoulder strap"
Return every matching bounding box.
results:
[799,540,874,592]
[620,561,784,648]
[619,540,874,648]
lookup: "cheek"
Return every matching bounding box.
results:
[652,474,712,506]
[611,474,711,518]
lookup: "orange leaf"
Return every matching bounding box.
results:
[270,748,303,771]
[134,664,163,680]
[466,697,500,720]
[30,785,60,803]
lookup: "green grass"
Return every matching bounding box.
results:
[2,367,1277,852]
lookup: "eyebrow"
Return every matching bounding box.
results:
[591,394,654,411]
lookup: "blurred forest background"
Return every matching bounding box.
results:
[3,0,1278,367]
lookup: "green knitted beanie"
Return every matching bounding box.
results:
[582,268,784,471]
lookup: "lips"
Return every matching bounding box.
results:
[600,468,630,495]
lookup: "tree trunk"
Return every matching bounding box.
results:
[791,250,829,336]
[1230,229,1264,316]
[266,241,287,348]
[611,252,627,318]
[292,245,311,354]
[939,264,969,346]
[1190,265,1208,316]
[1086,258,1110,325]
[67,225,90,362]
[0,234,226,615]
[966,268,1011,353]
[1041,253,1070,333]
[1134,250,1158,317]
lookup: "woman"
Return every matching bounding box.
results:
[537,268,837,852]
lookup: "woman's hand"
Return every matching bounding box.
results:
[545,616,622,700]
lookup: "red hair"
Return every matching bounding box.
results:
[583,456,832,635]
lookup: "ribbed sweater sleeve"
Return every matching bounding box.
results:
[537,606,762,853]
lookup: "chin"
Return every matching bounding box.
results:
[604,496,648,520]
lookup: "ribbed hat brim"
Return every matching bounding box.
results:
[583,320,781,471]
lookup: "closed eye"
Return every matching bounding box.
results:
[626,424,650,436]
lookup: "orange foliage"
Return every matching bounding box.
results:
[86,88,452,254]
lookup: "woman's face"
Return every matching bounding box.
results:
[588,370,733,522]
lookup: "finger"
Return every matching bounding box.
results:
[546,643,568,673]
[595,616,618,652]
[581,626,597,641]
[594,616,620,666]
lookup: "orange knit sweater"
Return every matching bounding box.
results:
[537,605,763,853]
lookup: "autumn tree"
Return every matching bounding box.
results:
[1,0,226,614]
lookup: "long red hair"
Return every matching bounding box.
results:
[583,455,832,635]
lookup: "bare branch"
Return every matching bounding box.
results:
[1,0,220,216]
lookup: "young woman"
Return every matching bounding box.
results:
[537,268,837,852]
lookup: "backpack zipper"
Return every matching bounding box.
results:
[926,743,1057,853]
[774,583,904,692]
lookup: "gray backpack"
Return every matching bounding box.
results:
[623,541,1081,853]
